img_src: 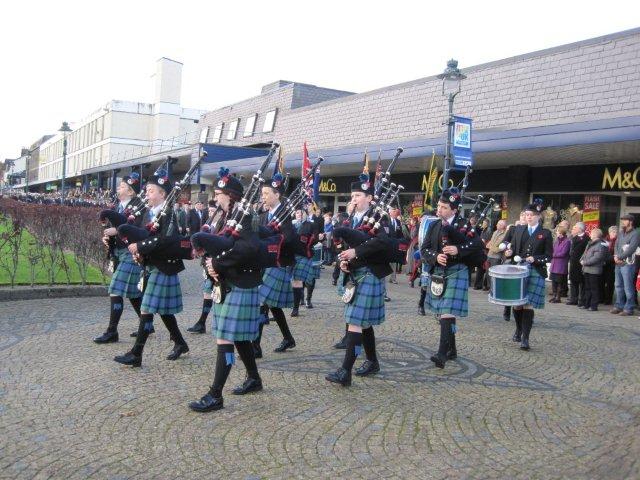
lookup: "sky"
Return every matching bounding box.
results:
[0,0,638,163]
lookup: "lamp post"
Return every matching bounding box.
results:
[58,121,72,199]
[437,59,466,190]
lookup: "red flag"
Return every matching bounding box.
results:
[302,141,312,198]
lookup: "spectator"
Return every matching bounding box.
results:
[602,226,617,305]
[567,222,589,307]
[580,228,608,311]
[612,214,640,316]
[549,224,571,303]
[173,203,187,235]
[484,219,507,289]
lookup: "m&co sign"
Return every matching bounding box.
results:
[602,166,640,190]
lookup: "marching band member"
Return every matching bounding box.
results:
[113,170,189,367]
[94,173,146,343]
[189,169,263,412]
[304,203,324,309]
[502,203,553,350]
[326,173,390,386]
[420,188,483,369]
[290,208,315,317]
[253,174,297,357]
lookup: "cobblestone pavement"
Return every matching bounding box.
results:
[1,263,639,479]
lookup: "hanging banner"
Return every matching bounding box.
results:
[583,194,601,234]
[452,116,473,170]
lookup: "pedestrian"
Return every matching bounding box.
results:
[580,228,608,311]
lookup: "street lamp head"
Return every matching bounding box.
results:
[437,59,467,97]
[58,121,72,133]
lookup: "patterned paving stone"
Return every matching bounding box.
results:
[0,262,639,479]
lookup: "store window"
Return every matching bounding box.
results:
[532,193,620,232]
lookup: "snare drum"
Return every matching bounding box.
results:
[312,242,324,266]
[488,264,529,306]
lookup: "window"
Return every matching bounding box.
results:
[227,119,239,140]
[212,123,224,143]
[243,114,257,137]
[199,126,209,143]
[262,109,277,133]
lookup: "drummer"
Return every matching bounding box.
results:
[502,203,553,350]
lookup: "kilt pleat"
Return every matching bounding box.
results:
[341,267,386,328]
[425,264,469,317]
[291,254,313,282]
[108,248,143,298]
[140,266,183,314]
[259,267,294,308]
[213,286,261,341]
[309,264,322,280]
[525,267,546,309]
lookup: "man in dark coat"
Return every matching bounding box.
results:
[187,200,208,234]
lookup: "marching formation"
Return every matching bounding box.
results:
[93,144,547,413]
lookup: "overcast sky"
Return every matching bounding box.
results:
[1,0,637,162]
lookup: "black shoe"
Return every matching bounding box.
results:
[167,343,189,361]
[232,377,263,395]
[503,315,511,322]
[418,306,426,316]
[355,360,380,376]
[331,280,337,286]
[253,343,263,359]
[588,307,598,311]
[566,301,578,306]
[274,338,296,353]
[189,393,223,412]
[446,349,457,360]
[430,353,447,369]
[384,296,391,302]
[325,367,352,386]
[291,307,299,317]
[305,300,313,309]
[512,331,522,342]
[333,336,348,349]
[187,323,206,334]
[94,331,118,344]
[520,338,530,350]
[114,352,142,367]
[131,327,154,337]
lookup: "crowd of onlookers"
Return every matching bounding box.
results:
[3,188,115,207]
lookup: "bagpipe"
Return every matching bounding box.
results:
[190,144,281,266]
[258,156,324,265]
[333,147,410,264]
[116,148,209,262]
[98,195,145,268]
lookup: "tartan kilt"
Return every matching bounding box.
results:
[108,248,143,299]
[309,264,322,280]
[259,267,294,308]
[213,286,261,341]
[425,263,469,317]
[291,254,313,282]
[140,266,183,314]
[341,267,386,328]
[525,267,546,309]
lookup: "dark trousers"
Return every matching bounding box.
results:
[474,265,485,289]
[560,275,569,297]
[551,274,567,298]
[602,262,615,304]
[583,273,601,309]
[569,277,585,306]
[332,262,341,282]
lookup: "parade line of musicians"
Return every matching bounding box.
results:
[93,162,560,413]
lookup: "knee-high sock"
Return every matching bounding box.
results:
[160,314,187,346]
[234,340,260,379]
[362,327,378,362]
[131,313,154,356]
[521,309,534,340]
[342,331,363,372]
[254,322,264,347]
[449,318,457,353]
[513,309,523,334]
[437,318,453,356]
[419,289,427,307]
[292,287,304,309]
[108,296,124,332]
[305,279,315,301]
[271,307,294,341]
[197,299,213,326]
[129,296,142,319]
[211,344,235,397]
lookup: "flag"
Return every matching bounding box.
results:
[424,149,439,211]
[302,141,312,199]
[273,145,285,176]
[374,148,383,187]
[362,148,370,175]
